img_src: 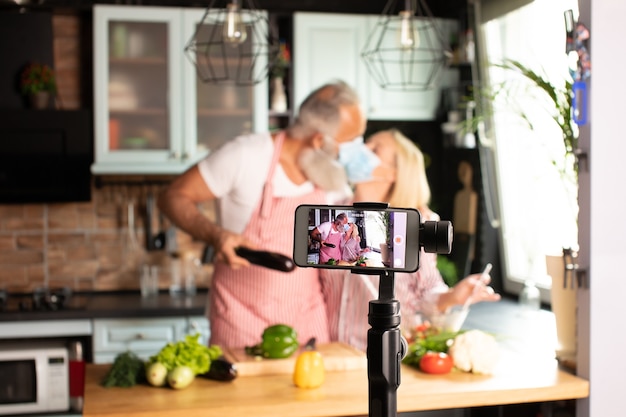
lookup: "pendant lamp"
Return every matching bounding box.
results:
[362,0,451,91]
[185,0,280,86]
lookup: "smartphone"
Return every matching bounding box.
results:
[293,204,422,273]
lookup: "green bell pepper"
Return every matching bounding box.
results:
[245,324,299,359]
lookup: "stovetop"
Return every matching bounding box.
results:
[0,286,89,313]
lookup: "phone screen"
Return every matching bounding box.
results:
[293,204,421,272]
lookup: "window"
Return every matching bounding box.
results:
[477,0,579,302]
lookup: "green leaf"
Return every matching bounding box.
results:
[101,351,146,388]
[148,333,220,375]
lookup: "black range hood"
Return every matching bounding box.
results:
[0,0,466,19]
[0,109,93,204]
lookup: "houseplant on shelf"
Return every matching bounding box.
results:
[269,41,290,113]
[20,62,56,109]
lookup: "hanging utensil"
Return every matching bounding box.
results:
[144,190,165,251]
[153,210,167,251]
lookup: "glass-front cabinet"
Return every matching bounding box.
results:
[92,5,268,175]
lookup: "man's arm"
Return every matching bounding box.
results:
[309,227,322,243]
[157,165,254,268]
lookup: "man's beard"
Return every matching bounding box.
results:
[298,139,348,192]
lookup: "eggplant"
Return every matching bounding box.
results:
[200,356,238,382]
[235,247,295,272]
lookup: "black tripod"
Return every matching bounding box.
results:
[360,269,406,417]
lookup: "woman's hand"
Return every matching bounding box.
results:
[437,273,501,312]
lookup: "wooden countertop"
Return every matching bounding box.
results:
[82,300,589,417]
[83,350,588,417]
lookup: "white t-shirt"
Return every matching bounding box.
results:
[197,132,350,234]
[315,221,342,241]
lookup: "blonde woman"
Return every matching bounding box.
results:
[320,128,500,351]
[340,223,364,262]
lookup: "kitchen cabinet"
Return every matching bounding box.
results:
[92,5,268,175]
[92,315,209,364]
[293,12,459,121]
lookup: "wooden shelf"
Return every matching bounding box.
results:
[268,110,291,117]
[197,108,251,117]
[109,57,167,65]
[110,108,167,116]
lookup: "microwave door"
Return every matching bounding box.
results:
[0,359,38,413]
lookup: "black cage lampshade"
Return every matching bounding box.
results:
[362,0,451,91]
[185,0,280,86]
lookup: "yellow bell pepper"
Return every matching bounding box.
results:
[293,350,325,389]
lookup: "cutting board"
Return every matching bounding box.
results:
[222,342,366,376]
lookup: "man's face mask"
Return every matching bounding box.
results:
[338,136,381,184]
[343,223,350,232]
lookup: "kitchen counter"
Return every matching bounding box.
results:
[0,290,208,322]
[83,299,589,417]
[83,354,588,417]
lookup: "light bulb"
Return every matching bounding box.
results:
[223,2,247,45]
[398,10,419,50]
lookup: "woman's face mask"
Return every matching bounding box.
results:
[338,136,381,184]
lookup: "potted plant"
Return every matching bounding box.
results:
[486,59,577,179]
[269,41,290,113]
[471,58,579,366]
[20,62,56,109]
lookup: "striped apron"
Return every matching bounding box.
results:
[319,227,343,264]
[208,132,330,348]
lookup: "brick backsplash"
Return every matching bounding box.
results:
[0,13,214,295]
[0,183,213,294]
[52,11,82,109]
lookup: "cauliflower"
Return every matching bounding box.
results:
[448,329,500,374]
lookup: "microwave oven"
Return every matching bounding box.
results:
[0,342,69,415]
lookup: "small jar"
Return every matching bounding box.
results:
[519,280,541,312]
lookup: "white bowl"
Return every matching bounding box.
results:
[428,307,469,332]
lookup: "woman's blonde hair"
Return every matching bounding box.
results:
[385,128,431,211]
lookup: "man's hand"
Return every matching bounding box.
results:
[212,228,258,269]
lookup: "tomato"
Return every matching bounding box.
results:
[419,352,453,374]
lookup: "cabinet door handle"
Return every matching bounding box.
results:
[181,152,189,161]
[189,321,199,331]
[135,333,145,340]
[169,151,179,160]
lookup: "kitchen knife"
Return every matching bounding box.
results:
[235,247,295,272]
